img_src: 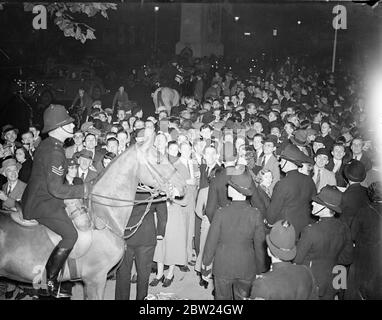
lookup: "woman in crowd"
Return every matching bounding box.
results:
[15,146,33,184]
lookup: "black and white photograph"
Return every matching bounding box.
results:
[0,0,381,305]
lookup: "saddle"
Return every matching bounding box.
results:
[10,203,93,259]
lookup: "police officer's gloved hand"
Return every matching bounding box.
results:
[201,263,212,282]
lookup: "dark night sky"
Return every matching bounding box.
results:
[0,2,380,68]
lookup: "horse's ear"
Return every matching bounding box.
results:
[140,127,155,152]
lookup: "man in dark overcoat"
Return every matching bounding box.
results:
[115,192,167,300]
[265,144,317,239]
[339,160,369,228]
[202,166,266,300]
[346,182,382,300]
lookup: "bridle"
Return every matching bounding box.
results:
[89,145,179,240]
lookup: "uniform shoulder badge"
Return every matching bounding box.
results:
[52,165,64,176]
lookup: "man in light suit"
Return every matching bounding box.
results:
[0,158,27,210]
[0,158,27,298]
[76,149,98,183]
[312,148,336,192]
[326,143,350,188]
[350,137,372,172]
[261,135,280,194]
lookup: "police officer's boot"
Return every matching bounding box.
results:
[45,245,72,299]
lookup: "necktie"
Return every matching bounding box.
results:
[81,172,85,181]
[6,184,12,196]
[261,156,266,167]
[315,169,321,190]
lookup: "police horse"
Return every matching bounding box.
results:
[152,86,180,116]
[0,128,186,299]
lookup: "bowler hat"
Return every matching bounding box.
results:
[78,149,93,160]
[290,130,309,147]
[312,185,342,213]
[0,158,21,175]
[279,144,307,167]
[42,105,74,133]
[1,125,19,140]
[344,160,366,183]
[227,165,254,196]
[264,134,278,145]
[266,220,297,261]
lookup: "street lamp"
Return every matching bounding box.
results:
[297,20,302,25]
[154,6,159,54]
[234,16,240,22]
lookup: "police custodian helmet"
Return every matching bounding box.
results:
[42,104,74,133]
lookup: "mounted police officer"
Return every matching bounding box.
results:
[21,104,92,298]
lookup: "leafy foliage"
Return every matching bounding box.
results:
[23,2,117,43]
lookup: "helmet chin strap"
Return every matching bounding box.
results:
[61,126,73,135]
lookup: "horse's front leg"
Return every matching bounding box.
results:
[83,273,107,300]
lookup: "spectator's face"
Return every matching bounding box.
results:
[136,110,143,119]
[286,107,295,115]
[168,144,179,157]
[351,139,363,155]
[290,115,300,127]
[263,142,275,155]
[79,157,92,171]
[180,143,191,159]
[99,114,107,122]
[269,112,277,122]
[29,127,39,138]
[231,96,238,105]
[103,158,112,168]
[253,136,263,150]
[107,141,119,155]
[22,132,33,145]
[117,110,126,121]
[85,135,97,149]
[332,145,345,160]
[223,96,230,104]
[110,126,119,134]
[271,127,281,138]
[253,122,263,134]
[5,166,19,182]
[315,154,329,168]
[212,100,220,109]
[15,149,26,162]
[119,86,124,93]
[117,132,128,146]
[67,165,78,179]
[248,105,256,114]
[79,89,84,97]
[314,112,322,123]
[5,130,17,143]
[73,132,84,146]
[134,120,145,131]
[200,128,212,140]
[313,142,325,153]
[159,112,167,120]
[121,121,129,131]
[238,91,245,100]
[321,122,331,136]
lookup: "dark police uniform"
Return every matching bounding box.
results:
[22,136,84,249]
[266,170,317,239]
[250,261,319,300]
[202,201,267,300]
[294,217,353,300]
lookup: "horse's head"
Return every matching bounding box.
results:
[136,127,186,198]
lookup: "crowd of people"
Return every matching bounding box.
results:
[0,54,381,301]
